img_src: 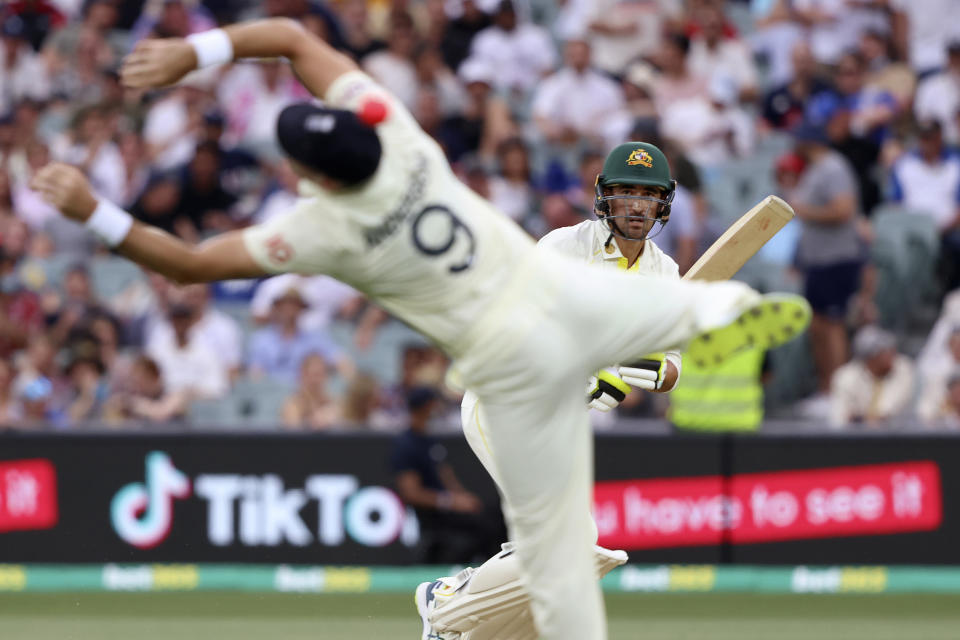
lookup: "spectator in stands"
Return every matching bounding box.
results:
[414,85,471,163]
[891,0,960,78]
[45,15,117,105]
[102,354,188,425]
[455,56,517,164]
[750,0,806,89]
[146,302,228,400]
[87,311,132,391]
[363,12,419,111]
[391,386,500,563]
[281,352,339,430]
[585,0,682,76]
[173,140,238,236]
[660,72,756,172]
[927,369,960,430]
[0,246,43,359]
[50,104,126,206]
[45,263,115,347]
[812,51,896,213]
[488,137,535,225]
[652,33,708,117]
[918,326,960,424]
[334,0,384,61]
[0,15,52,115]
[254,160,299,224]
[339,372,398,431]
[541,192,585,234]
[468,1,556,99]
[830,326,915,428]
[618,61,659,130]
[247,285,353,386]
[250,273,362,333]
[762,41,832,131]
[141,84,209,171]
[131,0,216,42]
[15,375,58,428]
[195,110,262,213]
[441,0,489,71]
[532,37,625,155]
[860,27,916,113]
[889,120,960,290]
[0,357,18,425]
[789,122,865,401]
[794,0,887,67]
[117,131,149,209]
[914,41,960,147]
[44,0,127,64]
[414,45,466,120]
[148,282,242,381]
[64,338,109,425]
[129,171,184,238]
[688,2,758,102]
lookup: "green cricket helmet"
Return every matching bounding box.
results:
[594,142,677,243]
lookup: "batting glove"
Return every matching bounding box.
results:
[586,369,632,412]
[619,353,667,392]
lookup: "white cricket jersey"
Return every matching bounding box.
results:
[538,219,679,278]
[538,219,683,371]
[243,71,535,356]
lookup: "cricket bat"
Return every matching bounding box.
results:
[682,195,794,282]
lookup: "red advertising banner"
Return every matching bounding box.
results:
[0,459,59,533]
[594,461,942,550]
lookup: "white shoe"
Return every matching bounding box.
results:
[415,581,460,640]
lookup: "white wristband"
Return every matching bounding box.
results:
[86,199,134,247]
[186,29,234,68]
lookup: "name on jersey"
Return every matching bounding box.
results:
[364,152,427,248]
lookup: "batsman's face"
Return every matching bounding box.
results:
[605,184,661,238]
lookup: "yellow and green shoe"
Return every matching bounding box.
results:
[685,293,811,369]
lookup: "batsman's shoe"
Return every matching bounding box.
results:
[416,580,461,640]
[685,293,811,368]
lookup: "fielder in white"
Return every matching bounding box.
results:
[420,142,685,640]
[32,19,810,640]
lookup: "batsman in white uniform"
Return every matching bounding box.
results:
[31,19,810,640]
[421,143,686,640]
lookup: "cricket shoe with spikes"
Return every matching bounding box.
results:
[416,574,471,640]
[685,292,811,369]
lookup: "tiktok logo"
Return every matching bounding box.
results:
[111,452,191,549]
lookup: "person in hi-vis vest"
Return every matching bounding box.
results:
[669,347,767,432]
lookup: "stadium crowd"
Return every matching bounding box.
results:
[1,0,960,431]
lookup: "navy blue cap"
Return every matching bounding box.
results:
[276,102,382,186]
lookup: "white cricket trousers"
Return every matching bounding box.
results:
[450,250,758,640]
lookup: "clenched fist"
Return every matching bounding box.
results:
[31,163,98,222]
[121,38,198,89]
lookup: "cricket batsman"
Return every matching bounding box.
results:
[31,19,810,640]
[416,142,685,640]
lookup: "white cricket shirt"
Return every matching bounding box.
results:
[243,71,535,356]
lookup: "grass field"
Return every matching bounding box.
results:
[2,592,960,639]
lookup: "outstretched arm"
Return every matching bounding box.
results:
[121,18,356,99]
[32,163,267,284]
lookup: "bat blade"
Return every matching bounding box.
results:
[682,195,794,282]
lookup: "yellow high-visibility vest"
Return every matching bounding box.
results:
[668,348,765,432]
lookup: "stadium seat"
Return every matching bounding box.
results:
[90,256,147,300]
[232,377,294,428]
[870,204,940,330]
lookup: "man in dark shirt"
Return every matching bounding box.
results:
[391,386,500,564]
